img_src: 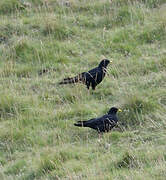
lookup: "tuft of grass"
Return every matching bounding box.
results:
[42,17,75,40]
[137,23,166,44]
[111,0,166,8]
[0,94,29,118]
[5,160,26,175]
[0,0,23,14]
[119,94,158,127]
[0,62,35,78]
[116,152,139,169]
[12,37,43,63]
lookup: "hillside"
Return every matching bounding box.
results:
[0,0,166,179]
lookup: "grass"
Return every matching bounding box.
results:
[0,0,166,179]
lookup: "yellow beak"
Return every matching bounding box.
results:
[118,109,122,112]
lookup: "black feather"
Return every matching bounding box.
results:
[59,59,110,90]
[74,107,120,133]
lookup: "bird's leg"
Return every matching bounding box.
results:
[92,83,96,90]
[91,84,96,94]
[98,133,101,139]
[97,133,102,143]
[98,131,103,139]
[86,81,90,90]
[92,86,96,90]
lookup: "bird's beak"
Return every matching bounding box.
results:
[118,109,122,112]
[109,60,113,63]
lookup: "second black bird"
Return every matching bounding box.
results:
[59,59,110,90]
[74,107,122,133]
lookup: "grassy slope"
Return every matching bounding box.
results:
[0,0,166,179]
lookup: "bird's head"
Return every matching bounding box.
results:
[108,107,122,114]
[98,59,111,68]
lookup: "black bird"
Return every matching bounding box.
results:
[59,59,110,90]
[74,107,122,133]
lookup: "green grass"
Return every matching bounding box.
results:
[0,0,166,179]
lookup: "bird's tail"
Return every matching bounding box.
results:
[59,73,85,85]
[74,121,87,127]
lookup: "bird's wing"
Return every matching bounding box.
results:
[104,115,117,125]
[85,67,101,80]
[84,117,98,125]
[85,114,107,127]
